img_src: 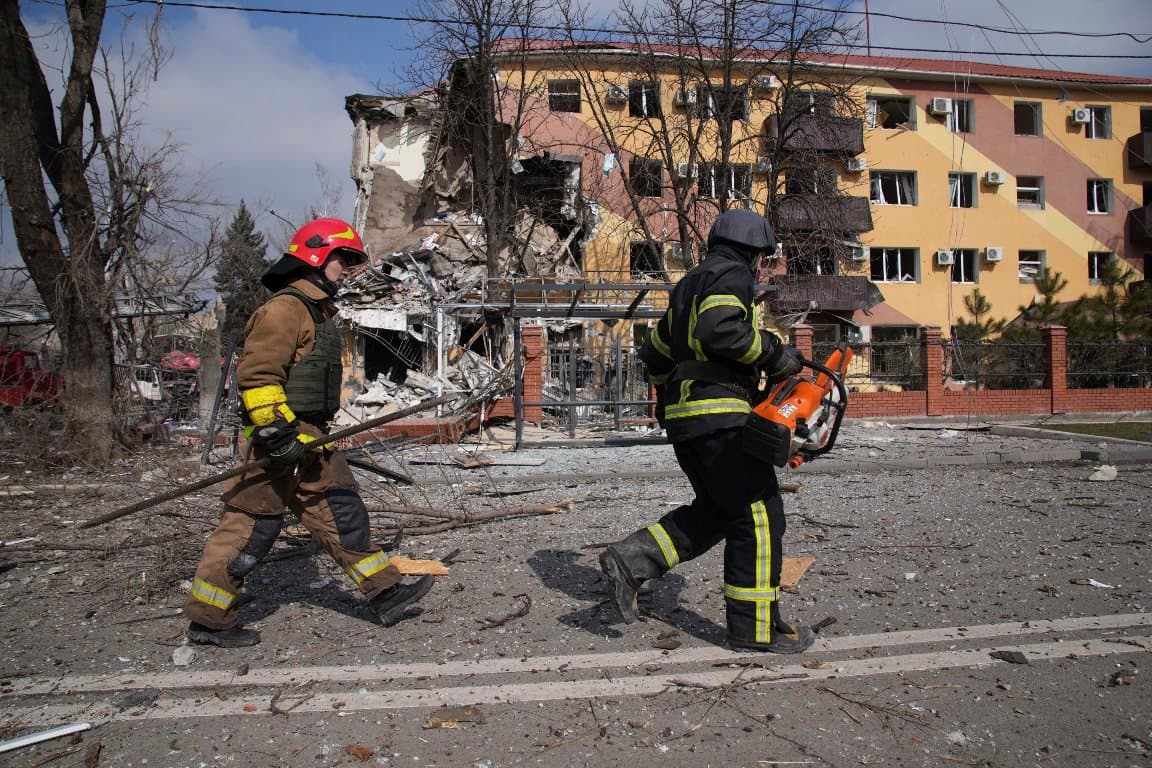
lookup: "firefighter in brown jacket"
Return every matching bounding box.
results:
[184,218,434,647]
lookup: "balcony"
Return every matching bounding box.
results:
[769,275,882,312]
[775,195,874,234]
[1128,204,1152,244]
[763,114,865,155]
[1126,131,1152,171]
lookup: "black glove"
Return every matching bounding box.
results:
[762,344,804,384]
[255,418,310,466]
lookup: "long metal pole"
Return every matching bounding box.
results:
[79,394,456,529]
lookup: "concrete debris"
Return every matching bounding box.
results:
[1087,464,1118,481]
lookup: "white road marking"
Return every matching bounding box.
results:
[1,613,1148,727]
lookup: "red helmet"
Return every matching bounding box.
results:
[284,218,368,268]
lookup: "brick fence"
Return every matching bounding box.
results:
[789,325,1152,418]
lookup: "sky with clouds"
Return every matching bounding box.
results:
[2,0,1150,268]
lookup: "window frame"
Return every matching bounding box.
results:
[629,240,666,279]
[696,83,748,122]
[950,249,979,284]
[697,162,752,200]
[866,94,915,129]
[946,98,974,133]
[628,158,664,198]
[628,80,662,119]
[547,79,582,113]
[870,170,918,206]
[1018,249,1045,282]
[1016,176,1045,209]
[1087,178,1112,214]
[870,247,919,283]
[1088,251,1113,282]
[948,172,977,208]
[1085,106,1111,139]
[1013,101,1042,136]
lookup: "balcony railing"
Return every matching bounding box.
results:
[763,114,865,155]
[1128,204,1152,244]
[775,194,874,233]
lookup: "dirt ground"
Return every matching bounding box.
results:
[0,416,1149,767]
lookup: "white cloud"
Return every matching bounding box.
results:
[140,10,372,231]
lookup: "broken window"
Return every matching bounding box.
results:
[788,244,836,276]
[785,166,837,195]
[870,247,918,283]
[867,95,913,129]
[697,83,748,121]
[950,249,979,284]
[697,162,751,200]
[629,80,662,118]
[629,158,663,198]
[946,99,974,133]
[1018,250,1045,282]
[1087,178,1111,213]
[1088,251,1113,282]
[1014,102,1041,136]
[548,79,582,113]
[1085,106,1111,139]
[362,328,425,385]
[1016,176,1044,208]
[948,173,977,208]
[630,241,666,279]
[870,171,917,205]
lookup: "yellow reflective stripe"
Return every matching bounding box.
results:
[347,551,392,584]
[688,299,703,359]
[664,397,751,420]
[240,385,297,427]
[752,500,773,643]
[723,584,780,602]
[698,294,746,316]
[190,577,236,611]
[651,323,672,359]
[736,329,762,365]
[646,524,680,568]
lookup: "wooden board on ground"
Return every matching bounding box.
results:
[781,556,814,588]
[391,555,450,576]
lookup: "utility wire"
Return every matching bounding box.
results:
[118,0,1152,60]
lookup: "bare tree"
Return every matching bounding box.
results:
[407,0,558,278]
[554,0,865,275]
[0,3,214,461]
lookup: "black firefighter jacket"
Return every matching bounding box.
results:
[640,246,787,443]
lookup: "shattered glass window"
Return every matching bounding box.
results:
[548,79,582,113]
[629,158,664,198]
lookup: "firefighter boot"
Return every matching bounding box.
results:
[186,622,261,648]
[598,529,669,623]
[729,602,815,654]
[371,575,435,627]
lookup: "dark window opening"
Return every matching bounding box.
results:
[548,79,581,112]
[363,329,424,385]
[630,241,666,279]
[788,245,836,276]
[629,158,663,198]
[629,81,662,118]
[870,95,913,129]
[1014,102,1041,135]
[697,84,748,121]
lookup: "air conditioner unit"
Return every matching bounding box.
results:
[754,156,773,173]
[752,75,780,91]
[845,156,867,172]
[605,85,628,104]
[850,245,869,262]
[984,170,1007,185]
[935,249,955,266]
[928,97,953,115]
[673,88,698,107]
[1071,107,1092,125]
[676,162,698,179]
[984,246,1004,262]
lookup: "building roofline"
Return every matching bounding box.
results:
[486,38,1152,89]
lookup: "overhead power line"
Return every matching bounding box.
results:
[119,0,1152,61]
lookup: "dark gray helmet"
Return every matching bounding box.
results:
[706,209,777,253]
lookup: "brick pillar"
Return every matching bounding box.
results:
[921,326,944,417]
[520,324,544,426]
[1044,325,1068,415]
[790,324,814,360]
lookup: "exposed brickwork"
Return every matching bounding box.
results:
[790,325,814,360]
[1044,326,1069,414]
[922,326,944,417]
[519,324,544,426]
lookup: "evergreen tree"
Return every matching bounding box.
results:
[952,289,1006,340]
[214,201,271,341]
[1001,268,1069,342]
[1065,257,1152,340]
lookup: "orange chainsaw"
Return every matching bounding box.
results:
[743,344,853,468]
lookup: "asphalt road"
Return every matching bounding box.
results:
[1,419,1149,767]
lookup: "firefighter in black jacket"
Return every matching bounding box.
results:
[599,209,813,653]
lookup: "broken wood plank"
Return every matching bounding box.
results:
[389,555,450,576]
[781,556,815,588]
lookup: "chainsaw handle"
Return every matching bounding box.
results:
[793,356,849,463]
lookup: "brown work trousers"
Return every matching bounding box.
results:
[184,425,400,630]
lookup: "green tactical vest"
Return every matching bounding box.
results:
[275,287,343,420]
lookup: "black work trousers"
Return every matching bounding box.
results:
[652,426,786,645]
